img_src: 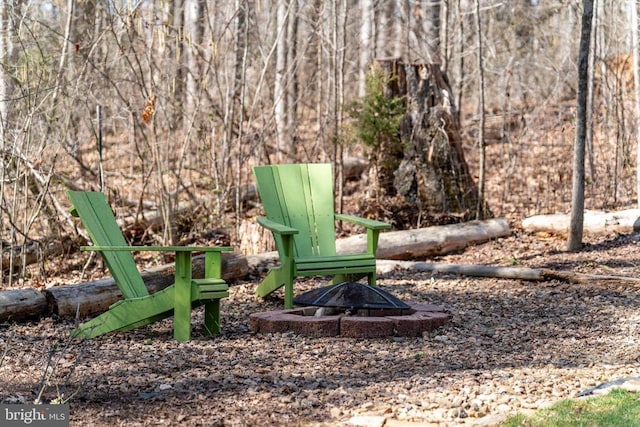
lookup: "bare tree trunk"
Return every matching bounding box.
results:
[359,0,373,97]
[568,0,595,252]
[184,0,204,130]
[0,1,17,137]
[286,0,299,151]
[474,0,487,219]
[52,0,74,104]
[586,1,597,183]
[396,0,409,59]
[0,1,8,285]
[375,0,393,58]
[630,0,640,207]
[274,0,288,162]
[172,0,186,132]
[441,0,450,72]
[334,0,348,214]
[455,0,466,111]
[233,0,250,247]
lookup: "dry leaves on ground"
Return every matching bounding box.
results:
[2,231,640,426]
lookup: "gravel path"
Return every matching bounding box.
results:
[2,231,640,426]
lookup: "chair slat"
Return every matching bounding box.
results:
[253,163,390,308]
[68,190,229,341]
[69,191,148,299]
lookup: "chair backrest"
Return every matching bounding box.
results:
[68,191,149,299]
[253,163,337,258]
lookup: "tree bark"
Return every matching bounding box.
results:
[474,0,487,219]
[0,1,18,134]
[374,59,490,228]
[630,0,640,208]
[274,0,288,161]
[184,0,204,127]
[522,209,640,235]
[359,0,373,97]
[337,218,510,259]
[286,0,299,145]
[0,289,48,321]
[567,0,594,251]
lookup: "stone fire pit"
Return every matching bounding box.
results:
[249,302,449,338]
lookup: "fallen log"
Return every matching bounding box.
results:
[337,218,511,259]
[376,260,640,284]
[522,209,640,235]
[1,219,510,321]
[0,288,48,321]
[244,218,511,269]
[42,252,248,319]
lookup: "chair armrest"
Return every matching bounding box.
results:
[80,246,231,280]
[80,245,233,252]
[335,214,391,230]
[256,216,298,235]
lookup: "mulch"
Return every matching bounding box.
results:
[2,230,640,426]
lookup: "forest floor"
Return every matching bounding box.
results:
[3,226,640,426]
[3,109,640,425]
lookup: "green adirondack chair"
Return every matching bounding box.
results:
[253,163,391,308]
[68,191,231,342]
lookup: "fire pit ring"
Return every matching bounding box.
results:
[250,282,450,338]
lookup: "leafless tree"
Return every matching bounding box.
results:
[274,0,289,162]
[630,0,640,207]
[474,0,487,219]
[3,0,640,283]
[359,0,373,97]
[568,0,595,251]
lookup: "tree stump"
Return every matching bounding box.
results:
[371,59,490,228]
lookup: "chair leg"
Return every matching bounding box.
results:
[329,274,348,285]
[256,268,283,297]
[283,276,294,309]
[368,270,377,287]
[203,299,221,335]
[173,252,193,342]
[71,309,136,339]
[329,273,367,286]
[71,288,176,339]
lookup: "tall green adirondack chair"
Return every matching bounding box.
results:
[253,163,391,308]
[68,191,231,342]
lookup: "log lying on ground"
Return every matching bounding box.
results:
[337,218,511,259]
[376,260,640,284]
[522,209,640,235]
[1,219,511,321]
[0,289,48,321]
[43,252,248,319]
[245,218,511,269]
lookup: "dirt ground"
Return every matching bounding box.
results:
[2,226,640,426]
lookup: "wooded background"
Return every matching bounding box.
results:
[2,1,639,286]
